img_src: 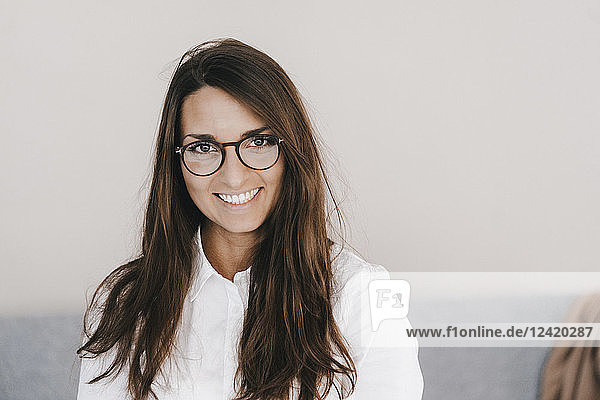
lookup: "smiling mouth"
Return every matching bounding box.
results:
[212,187,263,205]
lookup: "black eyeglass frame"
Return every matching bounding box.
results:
[175,131,284,177]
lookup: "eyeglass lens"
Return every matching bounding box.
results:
[183,135,280,175]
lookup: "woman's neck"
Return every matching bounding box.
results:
[200,221,256,282]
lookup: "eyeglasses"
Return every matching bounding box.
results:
[175,128,284,176]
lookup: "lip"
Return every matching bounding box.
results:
[212,187,263,210]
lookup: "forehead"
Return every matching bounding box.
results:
[180,86,265,143]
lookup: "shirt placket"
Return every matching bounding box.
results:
[222,278,245,400]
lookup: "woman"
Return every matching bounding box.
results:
[76,37,423,400]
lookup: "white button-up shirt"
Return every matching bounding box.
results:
[77,225,424,399]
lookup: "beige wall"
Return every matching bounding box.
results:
[1,0,599,315]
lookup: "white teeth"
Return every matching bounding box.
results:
[218,188,260,205]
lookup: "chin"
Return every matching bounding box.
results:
[215,218,262,234]
[223,225,260,234]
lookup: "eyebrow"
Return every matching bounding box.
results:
[182,126,271,142]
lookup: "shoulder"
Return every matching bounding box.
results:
[328,244,424,399]
[329,242,419,353]
[329,243,391,335]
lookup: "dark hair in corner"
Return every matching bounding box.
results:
[77,37,357,400]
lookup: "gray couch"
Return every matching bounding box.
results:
[0,295,576,400]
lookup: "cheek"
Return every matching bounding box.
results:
[182,171,210,203]
[267,163,285,197]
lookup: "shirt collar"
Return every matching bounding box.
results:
[188,221,252,303]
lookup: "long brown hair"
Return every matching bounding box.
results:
[77,37,357,400]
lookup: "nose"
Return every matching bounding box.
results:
[217,146,249,188]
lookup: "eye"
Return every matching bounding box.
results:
[248,135,278,148]
[187,141,219,153]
